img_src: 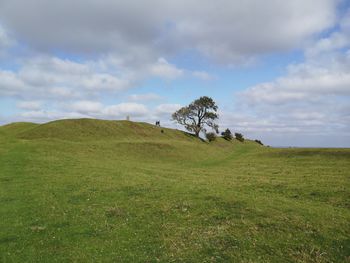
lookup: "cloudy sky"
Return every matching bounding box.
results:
[0,0,349,147]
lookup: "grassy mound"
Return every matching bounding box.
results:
[0,122,38,136]
[17,118,198,142]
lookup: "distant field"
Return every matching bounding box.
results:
[0,119,349,262]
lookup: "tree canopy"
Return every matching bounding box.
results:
[172,96,219,137]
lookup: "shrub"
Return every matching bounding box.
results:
[221,128,233,141]
[235,132,244,142]
[255,139,263,145]
[206,132,217,142]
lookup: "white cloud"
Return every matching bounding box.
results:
[233,46,350,146]
[241,51,350,105]
[128,93,163,102]
[155,103,182,115]
[19,56,130,91]
[0,56,132,100]
[0,0,338,63]
[149,58,184,79]
[65,101,150,118]
[69,100,104,114]
[306,9,350,57]
[0,70,26,96]
[306,32,350,57]
[103,103,149,118]
[0,53,194,103]
[0,24,14,54]
[17,101,42,110]
[218,104,350,147]
[192,70,214,80]
[51,87,79,98]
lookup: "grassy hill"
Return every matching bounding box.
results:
[0,119,349,262]
[0,122,38,136]
[16,118,199,142]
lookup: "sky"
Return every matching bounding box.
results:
[0,0,349,147]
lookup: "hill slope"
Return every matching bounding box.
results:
[15,118,199,142]
[0,122,38,136]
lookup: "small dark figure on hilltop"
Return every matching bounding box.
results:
[221,128,233,141]
[155,121,160,126]
[235,132,244,142]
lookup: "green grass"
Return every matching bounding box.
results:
[0,118,349,262]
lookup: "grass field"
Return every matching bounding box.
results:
[0,119,349,262]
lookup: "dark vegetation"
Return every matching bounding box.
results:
[255,139,263,145]
[221,128,233,141]
[235,132,244,142]
[205,132,217,142]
